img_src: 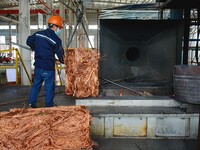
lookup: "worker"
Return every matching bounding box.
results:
[26,15,65,108]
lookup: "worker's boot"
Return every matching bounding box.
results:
[28,104,37,108]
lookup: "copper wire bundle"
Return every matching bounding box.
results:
[65,48,99,98]
[0,106,92,150]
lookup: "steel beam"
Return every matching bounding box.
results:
[0,15,19,24]
[0,9,59,15]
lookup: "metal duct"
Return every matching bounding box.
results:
[99,19,184,84]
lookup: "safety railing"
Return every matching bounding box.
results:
[0,48,32,85]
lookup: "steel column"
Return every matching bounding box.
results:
[46,0,53,26]
[59,1,66,48]
[183,9,190,64]
[19,0,31,85]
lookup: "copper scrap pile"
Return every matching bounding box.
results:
[0,106,92,150]
[65,48,99,98]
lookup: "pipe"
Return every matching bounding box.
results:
[0,9,59,15]
[37,0,56,15]
[8,22,12,56]
[183,8,190,64]
[11,42,31,51]
[0,16,19,24]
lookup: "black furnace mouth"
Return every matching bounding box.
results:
[99,19,183,84]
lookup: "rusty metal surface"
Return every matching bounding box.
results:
[113,117,147,137]
[90,117,105,136]
[173,65,200,75]
[173,65,200,104]
[90,113,199,139]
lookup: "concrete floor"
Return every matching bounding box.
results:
[0,85,199,150]
[92,138,199,150]
[0,85,75,111]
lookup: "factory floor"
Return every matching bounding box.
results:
[92,137,199,150]
[0,85,199,150]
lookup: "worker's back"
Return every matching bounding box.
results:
[27,28,63,71]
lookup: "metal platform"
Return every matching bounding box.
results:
[76,96,181,107]
[76,97,200,139]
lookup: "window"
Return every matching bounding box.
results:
[88,25,98,30]
[30,25,38,29]
[11,36,19,49]
[88,35,94,48]
[11,36,17,43]
[0,36,6,44]
[0,25,16,30]
[66,25,69,29]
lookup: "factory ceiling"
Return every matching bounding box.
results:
[0,0,198,23]
[0,0,159,23]
[0,0,157,11]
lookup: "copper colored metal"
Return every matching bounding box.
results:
[0,106,92,150]
[65,48,99,98]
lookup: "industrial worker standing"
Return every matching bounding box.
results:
[27,16,65,108]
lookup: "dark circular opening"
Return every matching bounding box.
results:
[126,47,140,62]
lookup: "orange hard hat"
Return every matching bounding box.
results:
[48,16,63,28]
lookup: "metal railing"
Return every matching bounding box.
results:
[0,48,32,85]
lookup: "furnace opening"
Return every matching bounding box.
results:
[126,47,140,62]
